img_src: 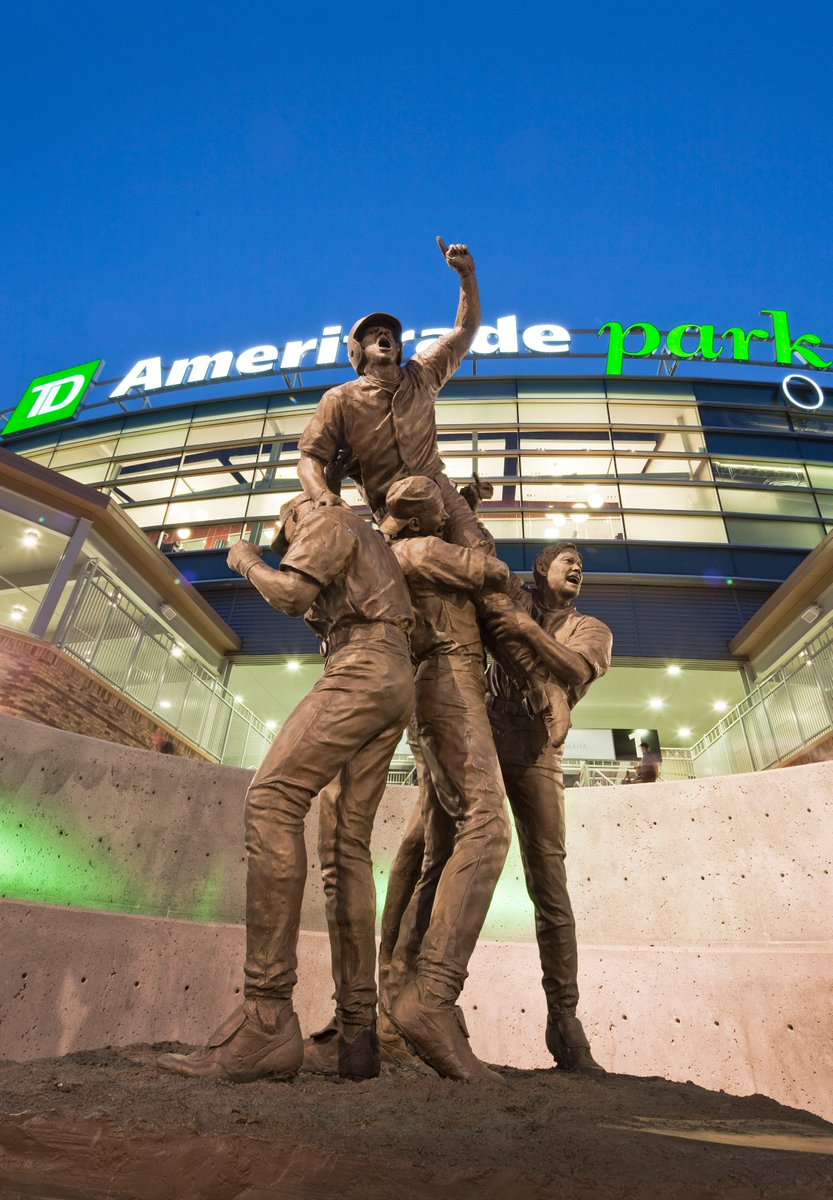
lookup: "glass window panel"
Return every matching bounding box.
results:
[50,437,119,468]
[518,380,606,399]
[469,455,516,478]
[117,503,169,527]
[806,463,833,490]
[520,453,615,480]
[521,431,611,449]
[0,512,69,633]
[624,513,727,542]
[790,411,833,435]
[521,481,619,509]
[817,496,833,519]
[694,383,780,409]
[619,483,720,512]
[112,453,183,480]
[724,517,821,549]
[254,442,300,464]
[165,496,249,524]
[186,416,265,446]
[701,408,790,431]
[713,459,809,487]
[606,381,695,401]
[517,400,609,423]
[22,450,57,467]
[524,510,624,541]
[717,488,819,518]
[436,401,518,425]
[162,523,254,552]
[252,462,302,488]
[264,410,318,436]
[172,471,252,496]
[608,402,702,427]
[116,426,191,456]
[705,432,803,460]
[61,464,110,485]
[479,514,524,539]
[114,478,176,503]
[638,455,713,481]
[247,492,293,519]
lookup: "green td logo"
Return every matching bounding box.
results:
[2,360,102,437]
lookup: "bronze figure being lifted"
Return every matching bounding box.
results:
[297,238,492,552]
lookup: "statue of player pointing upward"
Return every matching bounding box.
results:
[297,238,492,551]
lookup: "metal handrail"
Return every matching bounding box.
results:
[690,619,833,774]
[53,558,273,769]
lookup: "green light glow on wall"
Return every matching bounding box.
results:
[0,794,147,911]
[2,789,538,938]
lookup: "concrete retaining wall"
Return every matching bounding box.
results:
[1,712,831,1120]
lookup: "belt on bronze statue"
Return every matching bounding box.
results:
[323,620,409,656]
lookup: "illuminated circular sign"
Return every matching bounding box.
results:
[781,373,825,411]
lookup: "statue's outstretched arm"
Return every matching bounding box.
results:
[437,236,481,359]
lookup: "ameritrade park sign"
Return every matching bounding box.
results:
[2,309,831,437]
[108,308,831,399]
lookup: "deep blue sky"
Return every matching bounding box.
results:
[3,1,832,401]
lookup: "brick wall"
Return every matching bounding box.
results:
[0,629,211,760]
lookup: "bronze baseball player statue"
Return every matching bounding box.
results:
[157,495,415,1082]
[297,237,492,552]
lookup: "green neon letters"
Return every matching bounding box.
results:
[2,360,102,436]
[599,311,831,375]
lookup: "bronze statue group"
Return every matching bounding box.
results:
[158,240,613,1086]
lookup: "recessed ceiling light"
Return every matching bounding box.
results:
[159,700,172,709]
[266,720,278,730]
[22,529,40,547]
[678,727,692,739]
[666,664,681,676]
[649,698,664,710]
[713,700,728,713]
[176,528,191,539]
[234,695,244,703]
[10,604,26,621]
[170,645,184,658]
[286,660,300,672]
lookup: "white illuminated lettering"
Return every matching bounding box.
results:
[522,324,571,354]
[415,328,453,354]
[110,357,163,398]
[281,338,319,370]
[316,326,342,365]
[237,345,278,374]
[471,315,519,355]
[29,374,86,417]
[166,351,234,387]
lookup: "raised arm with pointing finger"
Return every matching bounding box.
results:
[295,238,492,552]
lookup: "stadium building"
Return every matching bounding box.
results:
[3,315,833,779]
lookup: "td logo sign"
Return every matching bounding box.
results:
[2,360,102,437]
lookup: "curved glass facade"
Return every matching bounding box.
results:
[11,374,833,584]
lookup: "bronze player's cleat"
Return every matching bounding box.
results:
[546,1015,606,1074]
[301,1021,380,1079]
[390,980,504,1084]
[157,1002,303,1082]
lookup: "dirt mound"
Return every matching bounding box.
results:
[1,1045,832,1199]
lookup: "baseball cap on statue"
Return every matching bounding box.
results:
[379,475,443,535]
[271,493,314,554]
[347,312,403,374]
